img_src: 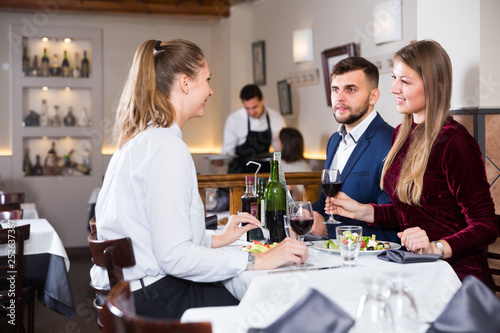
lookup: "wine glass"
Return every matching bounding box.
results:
[320,169,342,224]
[383,275,419,333]
[288,201,314,242]
[336,225,362,267]
[355,278,394,333]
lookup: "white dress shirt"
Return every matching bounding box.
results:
[330,111,378,172]
[220,107,286,156]
[90,123,247,289]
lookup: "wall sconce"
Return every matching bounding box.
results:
[293,29,314,63]
[373,0,402,45]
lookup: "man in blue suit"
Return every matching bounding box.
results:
[311,56,400,243]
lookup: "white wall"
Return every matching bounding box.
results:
[480,0,500,107]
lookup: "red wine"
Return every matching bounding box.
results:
[290,217,313,236]
[266,209,286,243]
[241,196,258,218]
[321,182,342,197]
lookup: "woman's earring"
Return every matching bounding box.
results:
[186,89,189,94]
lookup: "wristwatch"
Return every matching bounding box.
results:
[433,241,444,259]
[246,252,255,271]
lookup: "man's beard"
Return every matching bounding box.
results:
[333,97,370,125]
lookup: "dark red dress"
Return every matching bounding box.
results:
[372,117,498,290]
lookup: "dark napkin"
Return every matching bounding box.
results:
[304,234,329,241]
[427,275,500,333]
[377,248,441,263]
[205,214,218,230]
[249,288,354,333]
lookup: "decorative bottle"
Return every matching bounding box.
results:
[44,142,58,175]
[79,108,89,127]
[23,148,33,176]
[40,99,48,127]
[61,50,70,77]
[22,46,30,76]
[30,55,41,77]
[31,155,44,176]
[52,105,61,127]
[63,106,76,127]
[41,48,49,77]
[81,50,89,77]
[50,53,61,77]
[264,153,287,243]
[72,52,81,78]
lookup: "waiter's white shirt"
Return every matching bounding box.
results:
[220,107,286,156]
[90,123,247,289]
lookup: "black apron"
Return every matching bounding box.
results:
[228,112,272,174]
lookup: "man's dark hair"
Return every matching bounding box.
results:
[240,84,263,101]
[331,56,379,89]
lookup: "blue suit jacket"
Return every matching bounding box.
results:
[312,113,400,243]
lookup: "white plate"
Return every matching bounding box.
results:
[312,240,401,255]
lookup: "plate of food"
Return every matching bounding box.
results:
[241,240,279,253]
[313,235,400,255]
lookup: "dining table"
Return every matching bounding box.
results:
[0,218,76,319]
[181,232,462,333]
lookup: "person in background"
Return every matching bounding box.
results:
[218,84,286,173]
[329,40,499,290]
[276,127,312,201]
[90,39,308,319]
[310,56,400,243]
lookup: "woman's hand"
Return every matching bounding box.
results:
[212,212,261,248]
[325,192,375,222]
[398,227,432,254]
[253,238,309,270]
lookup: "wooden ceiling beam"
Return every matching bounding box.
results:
[0,0,242,18]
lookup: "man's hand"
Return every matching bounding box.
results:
[310,211,327,236]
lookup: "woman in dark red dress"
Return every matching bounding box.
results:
[328,40,499,290]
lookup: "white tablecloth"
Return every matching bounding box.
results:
[0,218,70,270]
[182,240,462,333]
[21,202,39,219]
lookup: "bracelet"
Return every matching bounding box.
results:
[246,252,255,271]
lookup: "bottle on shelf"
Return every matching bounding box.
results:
[81,50,89,77]
[50,53,61,77]
[257,177,267,224]
[264,152,287,243]
[40,99,48,127]
[29,55,41,77]
[22,46,30,76]
[72,52,81,78]
[23,147,33,176]
[79,107,89,127]
[82,148,90,169]
[41,48,50,77]
[52,105,61,127]
[63,106,76,126]
[44,142,58,175]
[61,50,70,78]
[63,149,74,167]
[31,155,44,176]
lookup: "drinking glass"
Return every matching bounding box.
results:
[288,201,314,242]
[336,225,362,267]
[355,279,394,333]
[320,169,342,224]
[383,275,419,333]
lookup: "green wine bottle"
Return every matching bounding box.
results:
[264,152,286,243]
[41,48,49,77]
[23,148,33,176]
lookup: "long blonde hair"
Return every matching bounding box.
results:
[381,40,452,206]
[113,39,205,148]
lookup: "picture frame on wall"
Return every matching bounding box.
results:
[321,43,357,106]
[252,40,266,85]
[277,80,292,116]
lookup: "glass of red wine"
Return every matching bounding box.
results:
[321,169,342,224]
[289,201,314,242]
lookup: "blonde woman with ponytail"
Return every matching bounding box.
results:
[90,39,307,319]
[328,40,498,290]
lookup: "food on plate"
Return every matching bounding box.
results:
[322,234,392,251]
[242,240,278,253]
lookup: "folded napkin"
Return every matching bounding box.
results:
[250,288,354,333]
[427,275,500,333]
[377,249,441,263]
[205,214,218,230]
[304,234,329,241]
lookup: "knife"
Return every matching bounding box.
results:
[268,265,342,274]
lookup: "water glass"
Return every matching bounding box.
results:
[355,279,394,333]
[383,276,419,333]
[336,225,362,267]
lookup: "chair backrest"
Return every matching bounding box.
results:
[88,231,136,291]
[0,224,31,299]
[101,280,212,333]
[89,216,97,233]
[486,214,500,296]
[0,203,22,212]
[0,209,24,221]
[0,192,25,205]
[197,171,321,215]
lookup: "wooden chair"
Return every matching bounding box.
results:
[88,230,136,330]
[486,214,500,296]
[0,192,25,205]
[0,224,36,333]
[101,280,212,333]
[0,209,23,221]
[197,171,322,215]
[89,216,97,233]
[0,203,22,212]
